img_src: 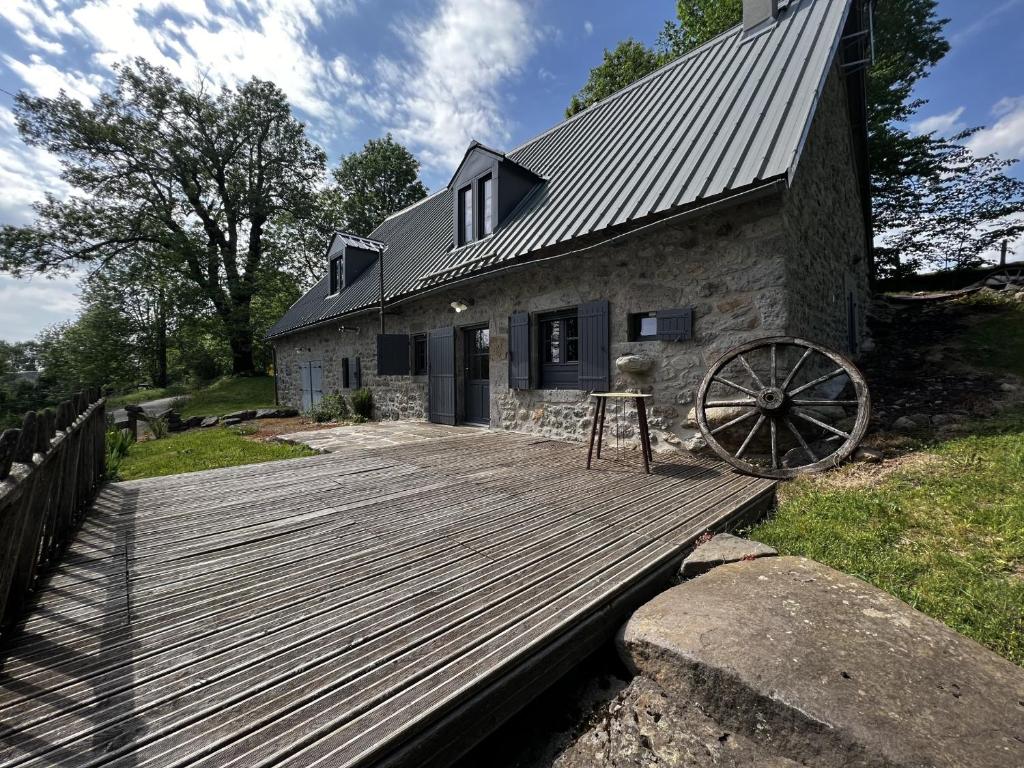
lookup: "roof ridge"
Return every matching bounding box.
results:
[506,21,744,159]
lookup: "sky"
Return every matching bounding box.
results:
[0,0,1022,343]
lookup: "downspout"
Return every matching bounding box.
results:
[379,248,386,335]
[272,347,279,406]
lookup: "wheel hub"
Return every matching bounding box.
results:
[756,386,787,413]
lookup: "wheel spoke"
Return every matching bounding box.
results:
[792,408,851,439]
[709,408,758,436]
[784,417,816,463]
[712,376,758,397]
[735,414,765,459]
[781,347,813,390]
[737,355,764,390]
[770,417,778,469]
[787,367,847,397]
[770,344,777,388]
[705,398,757,407]
[790,399,860,407]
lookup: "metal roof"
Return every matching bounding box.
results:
[268,0,853,339]
[333,231,387,252]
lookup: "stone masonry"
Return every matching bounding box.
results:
[274,65,868,452]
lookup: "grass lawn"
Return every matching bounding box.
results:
[106,384,190,410]
[751,409,1024,666]
[960,298,1024,377]
[116,427,315,481]
[178,376,277,418]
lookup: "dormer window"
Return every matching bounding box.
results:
[449,141,542,249]
[323,231,387,298]
[459,185,473,245]
[329,255,344,295]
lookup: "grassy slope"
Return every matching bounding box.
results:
[178,376,277,418]
[105,384,190,410]
[117,427,314,481]
[752,299,1024,666]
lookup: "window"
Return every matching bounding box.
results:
[459,185,473,245]
[540,310,579,389]
[480,175,493,236]
[412,333,428,375]
[341,357,350,389]
[628,311,659,341]
[329,256,344,294]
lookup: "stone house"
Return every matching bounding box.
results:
[268,0,874,450]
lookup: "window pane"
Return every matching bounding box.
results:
[640,316,658,337]
[543,320,560,363]
[565,317,578,362]
[482,178,493,235]
[461,187,473,244]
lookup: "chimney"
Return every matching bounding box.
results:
[743,0,779,32]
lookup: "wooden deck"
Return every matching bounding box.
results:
[0,426,774,768]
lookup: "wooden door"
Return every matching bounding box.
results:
[428,328,455,425]
[463,326,490,425]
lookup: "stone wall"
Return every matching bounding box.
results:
[781,64,871,352]
[273,65,869,451]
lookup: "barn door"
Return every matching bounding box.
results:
[300,363,312,411]
[300,361,323,411]
[428,327,456,425]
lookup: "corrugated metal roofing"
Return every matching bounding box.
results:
[268,0,852,339]
[334,232,387,252]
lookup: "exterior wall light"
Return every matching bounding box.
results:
[450,298,474,313]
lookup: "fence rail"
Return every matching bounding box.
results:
[0,388,105,630]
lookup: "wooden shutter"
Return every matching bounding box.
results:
[310,361,323,406]
[300,363,312,411]
[508,312,530,390]
[656,307,694,342]
[428,327,456,425]
[341,358,350,389]
[352,357,362,389]
[377,334,410,375]
[578,299,610,392]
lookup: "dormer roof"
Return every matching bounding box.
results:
[446,141,543,191]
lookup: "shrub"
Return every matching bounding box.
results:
[350,388,373,420]
[147,416,169,440]
[105,427,135,480]
[307,393,350,423]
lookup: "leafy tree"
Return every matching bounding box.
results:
[565,40,666,117]
[668,0,741,54]
[332,134,427,237]
[267,187,346,290]
[0,59,326,376]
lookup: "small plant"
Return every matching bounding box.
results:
[105,427,135,480]
[307,393,350,423]
[147,417,169,440]
[229,422,259,437]
[350,388,373,420]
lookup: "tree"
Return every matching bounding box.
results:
[669,0,741,54]
[266,186,346,290]
[332,134,427,237]
[566,39,666,117]
[0,59,326,375]
[881,140,1024,271]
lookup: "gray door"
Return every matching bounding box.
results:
[428,328,456,425]
[300,361,323,411]
[464,326,490,425]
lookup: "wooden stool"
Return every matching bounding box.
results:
[586,393,654,474]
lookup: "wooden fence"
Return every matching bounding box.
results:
[0,388,105,630]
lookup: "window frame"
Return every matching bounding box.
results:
[458,185,474,246]
[627,311,659,342]
[329,255,344,295]
[411,333,428,375]
[479,174,493,237]
[538,308,580,390]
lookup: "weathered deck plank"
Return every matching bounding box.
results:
[0,428,773,768]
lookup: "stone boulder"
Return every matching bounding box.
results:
[615,354,655,374]
[678,533,776,578]
[183,416,206,429]
[277,407,299,418]
[200,416,219,428]
[222,410,256,422]
[222,417,243,427]
[255,408,281,419]
[620,557,1024,768]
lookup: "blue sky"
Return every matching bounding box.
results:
[1,0,1022,342]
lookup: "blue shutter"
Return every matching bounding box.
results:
[341,357,350,389]
[656,307,694,342]
[352,357,362,388]
[428,327,456,425]
[377,334,410,375]
[508,312,530,390]
[578,299,610,392]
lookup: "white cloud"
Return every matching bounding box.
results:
[2,54,105,103]
[377,0,539,171]
[0,273,81,342]
[583,20,594,36]
[912,106,966,137]
[0,106,70,226]
[967,96,1024,161]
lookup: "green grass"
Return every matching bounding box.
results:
[116,427,315,481]
[106,384,190,410]
[960,299,1024,377]
[751,410,1024,666]
[178,376,277,418]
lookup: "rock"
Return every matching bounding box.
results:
[859,337,876,352]
[277,407,299,418]
[1000,382,1019,393]
[222,410,256,422]
[222,417,242,426]
[679,533,776,578]
[553,677,801,768]
[853,446,883,463]
[255,408,281,419]
[891,415,918,431]
[620,557,1024,768]
[183,416,206,429]
[200,416,220,428]
[685,405,747,429]
[908,412,933,426]
[682,434,707,452]
[615,354,655,374]
[931,413,961,426]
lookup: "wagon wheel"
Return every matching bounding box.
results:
[695,337,870,479]
[983,266,1024,289]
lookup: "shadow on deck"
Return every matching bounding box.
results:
[0,426,774,768]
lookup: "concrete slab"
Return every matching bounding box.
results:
[621,557,1024,768]
[679,533,776,578]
